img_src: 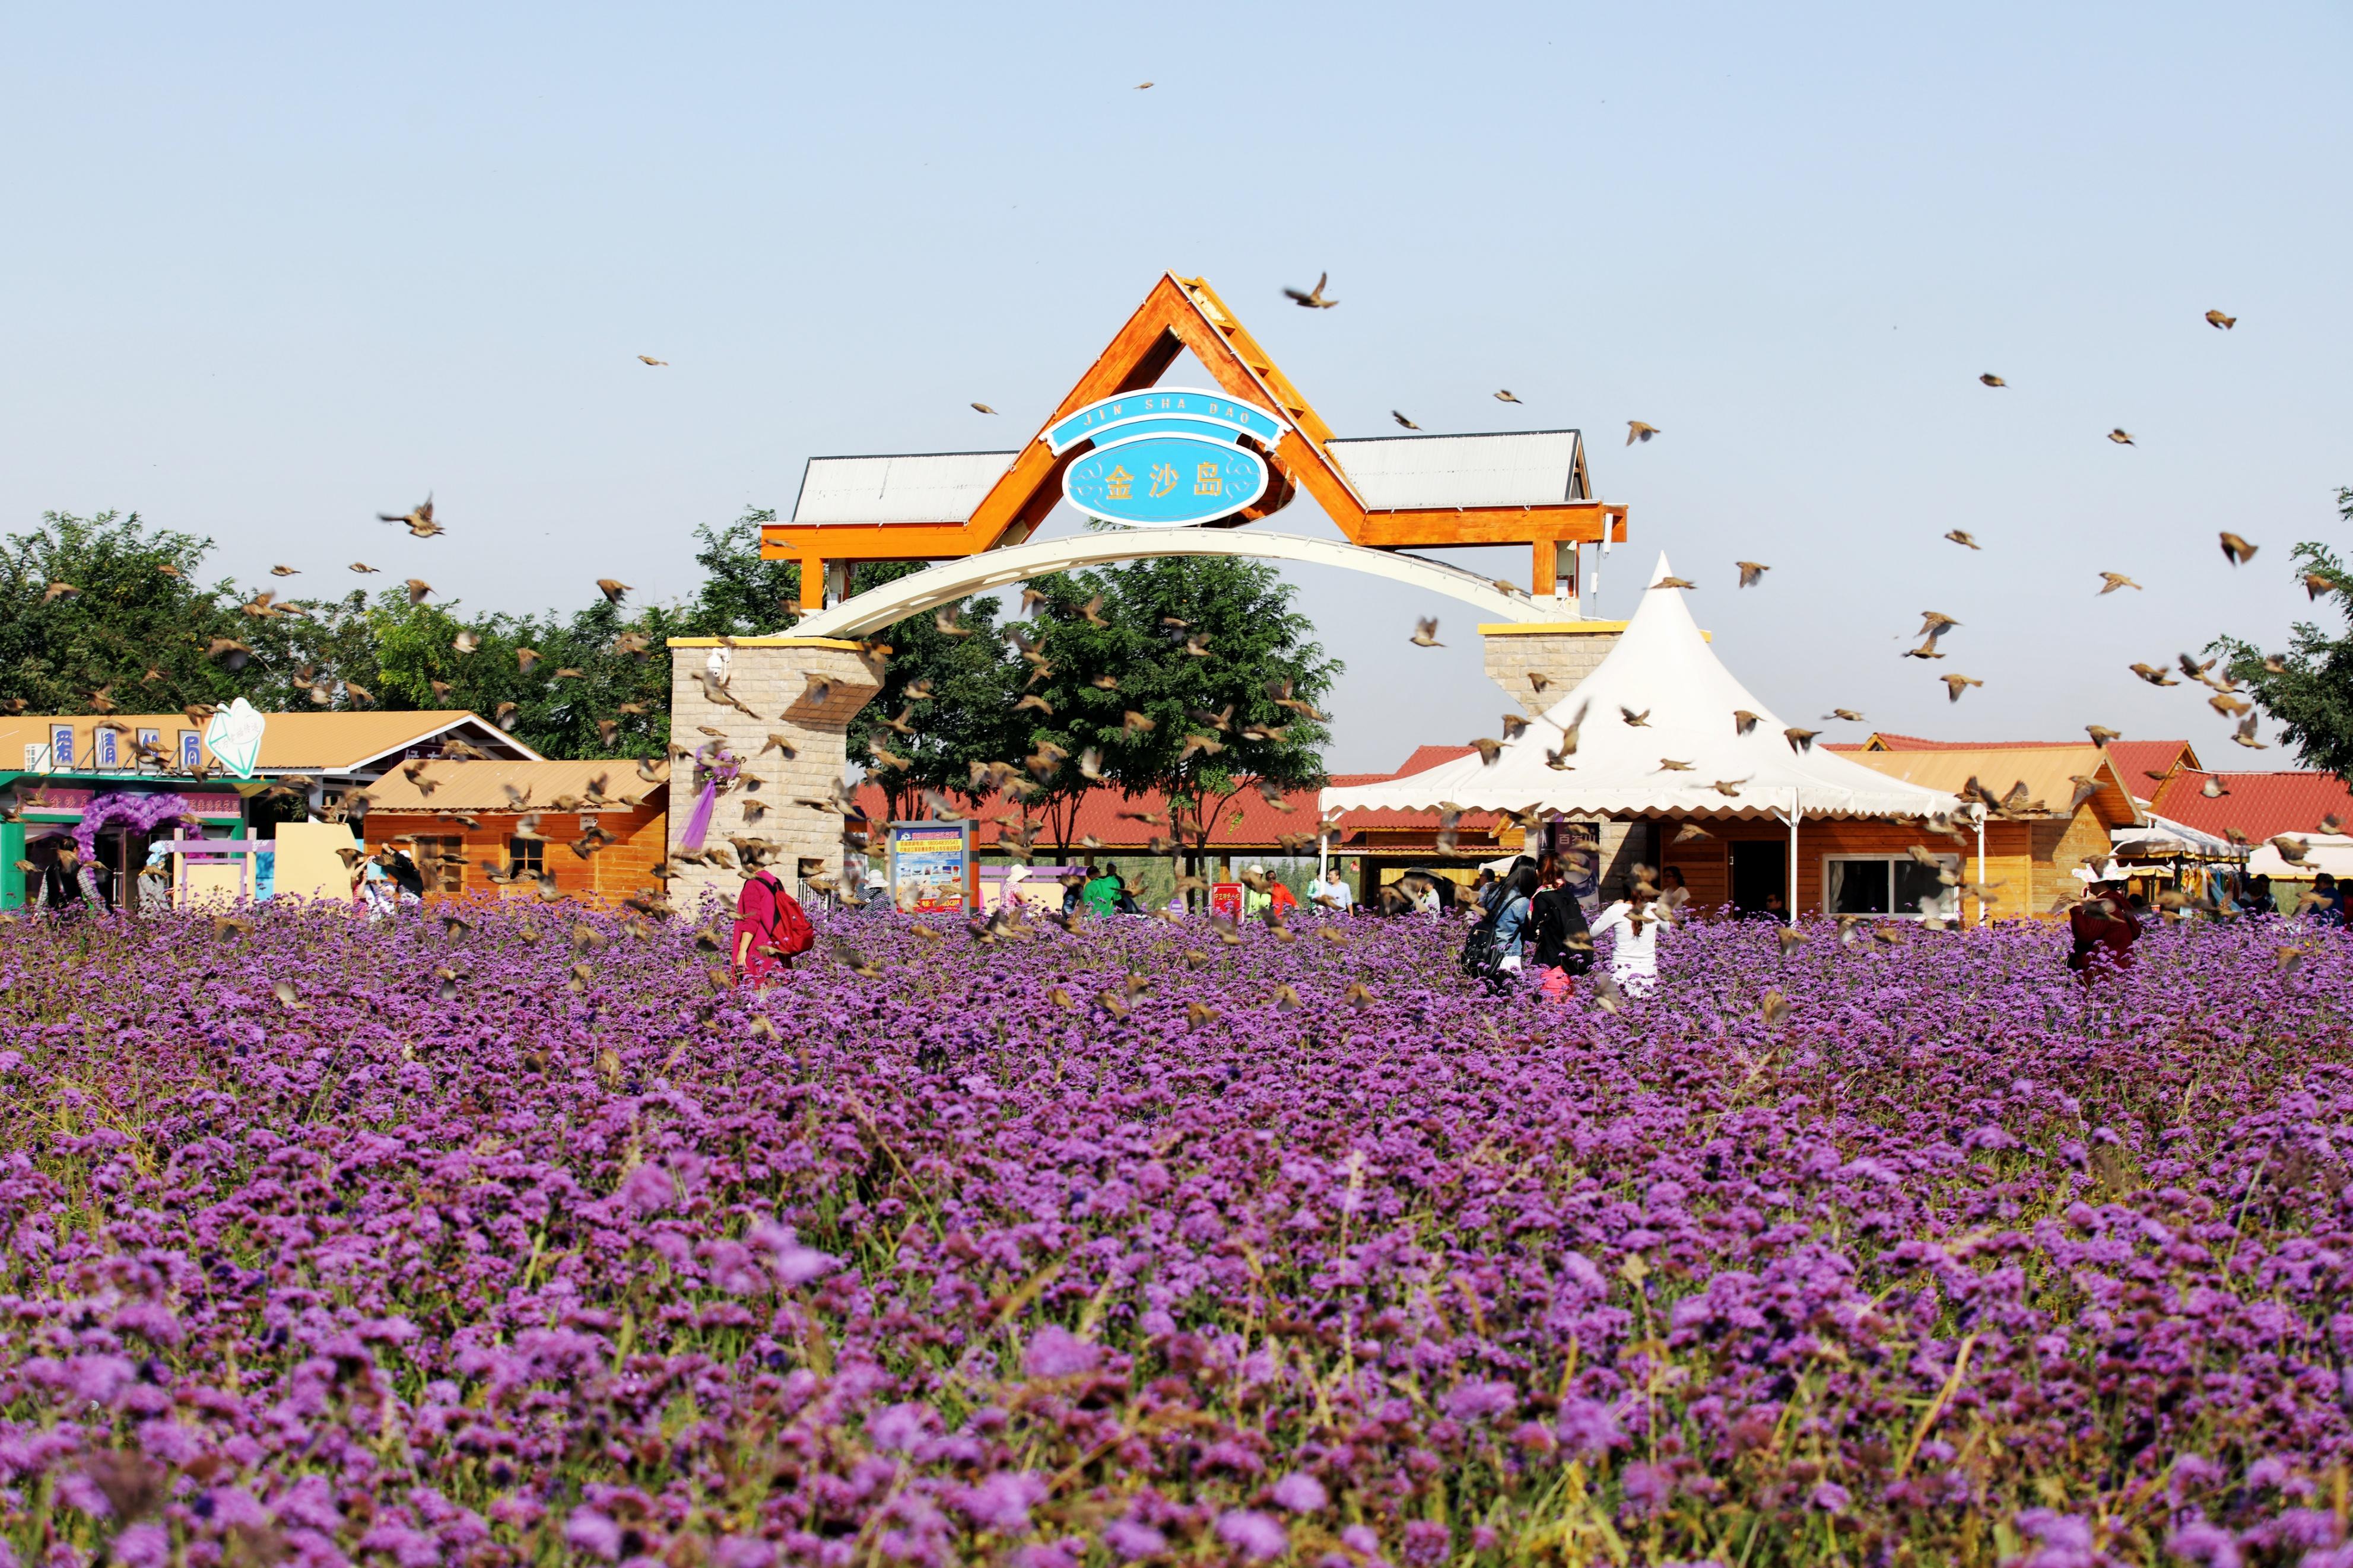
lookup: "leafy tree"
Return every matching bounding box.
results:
[1016,557,1341,865]
[0,511,260,715]
[2212,487,2353,777]
[841,566,1030,827]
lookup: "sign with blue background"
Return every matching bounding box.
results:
[1046,388,1288,529]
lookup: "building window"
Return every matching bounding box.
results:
[507,837,545,877]
[1825,854,1958,920]
[411,836,465,893]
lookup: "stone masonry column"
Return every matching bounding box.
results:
[665,637,882,914]
[1481,621,1627,715]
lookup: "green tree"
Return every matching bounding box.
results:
[1017,557,1341,865]
[0,511,261,715]
[841,568,1030,826]
[2212,487,2353,777]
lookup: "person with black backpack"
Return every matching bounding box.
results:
[1461,864,1539,993]
[1526,864,1596,1002]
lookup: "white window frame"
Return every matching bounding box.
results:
[1821,853,1961,920]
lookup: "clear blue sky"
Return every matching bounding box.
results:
[3,4,2347,771]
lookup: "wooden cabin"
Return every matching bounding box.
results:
[359,760,668,906]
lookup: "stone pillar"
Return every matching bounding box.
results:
[665,637,882,914]
[1482,622,1627,715]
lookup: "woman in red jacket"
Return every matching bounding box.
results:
[2068,879,2139,981]
[733,866,813,986]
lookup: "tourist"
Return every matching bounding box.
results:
[733,861,813,987]
[1082,865,1122,919]
[2067,879,2139,980]
[1589,880,1660,996]
[1242,867,1273,917]
[2249,873,2274,915]
[1490,864,1539,973]
[1469,868,1497,912]
[1112,872,1143,916]
[1307,866,1351,910]
[2313,873,2345,927]
[1268,877,1297,914]
[1527,863,1595,1001]
[1657,865,1691,924]
[1062,873,1085,920]
[386,848,426,912]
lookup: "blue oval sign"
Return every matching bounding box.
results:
[1065,434,1269,528]
[1049,386,1288,528]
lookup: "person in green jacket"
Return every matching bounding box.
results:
[1081,866,1122,918]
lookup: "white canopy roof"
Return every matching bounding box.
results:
[1321,553,1962,822]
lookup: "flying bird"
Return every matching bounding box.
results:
[2205,309,2235,330]
[1494,389,1522,403]
[1471,737,1504,765]
[1828,708,1865,722]
[2085,724,2121,746]
[596,578,631,603]
[1409,616,1443,648]
[1284,273,1339,308]
[1784,727,1820,752]
[1941,675,1982,702]
[1736,561,1769,587]
[1657,758,1694,771]
[2304,573,2338,600]
[1653,575,1696,590]
[637,355,668,366]
[1620,707,1650,727]
[971,402,998,415]
[269,564,300,577]
[1944,530,1980,550]
[1732,710,1761,735]
[1979,373,2005,387]
[1625,421,1659,445]
[1916,610,1961,639]
[405,578,433,605]
[42,582,78,603]
[2107,428,2134,446]
[1392,411,1420,430]
[2129,663,2179,687]
[2219,532,2258,566]
[1135,81,1152,89]
[349,562,378,574]
[2098,573,2141,594]
[379,495,443,536]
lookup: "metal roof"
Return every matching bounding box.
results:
[360,759,662,813]
[790,430,1590,525]
[1844,746,2144,828]
[0,711,541,776]
[791,451,1018,525]
[1325,430,1586,509]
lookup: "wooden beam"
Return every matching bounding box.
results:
[1351,504,1628,549]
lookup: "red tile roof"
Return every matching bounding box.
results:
[847,745,1506,853]
[2146,769,2353,842]
[1853,734,2198,798]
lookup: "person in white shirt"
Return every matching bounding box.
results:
[1307,869,1350,911]
[1656,865,1691,925]
[1588,883,1660,996]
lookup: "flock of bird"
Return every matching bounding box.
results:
[1336,298,2283,784]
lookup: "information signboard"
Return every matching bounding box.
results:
[1210,882,1244,922]
[888,820,976,914]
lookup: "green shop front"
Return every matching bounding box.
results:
[1,772,247,913]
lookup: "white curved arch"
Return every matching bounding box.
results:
[787,530,1554,640]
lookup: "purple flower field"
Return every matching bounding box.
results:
[1,904,2350,1567]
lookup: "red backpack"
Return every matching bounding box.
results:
[768,880,815,957]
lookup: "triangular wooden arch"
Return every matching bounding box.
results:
[768,272,1626,612]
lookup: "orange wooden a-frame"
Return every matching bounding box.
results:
[766,272,1629,612]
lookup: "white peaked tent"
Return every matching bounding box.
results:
[1322,551,1961,841]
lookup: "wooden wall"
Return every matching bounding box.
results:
[363,803,666,907]
[1662,809,2107,926]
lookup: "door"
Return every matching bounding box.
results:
[1729,840,1787,917]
